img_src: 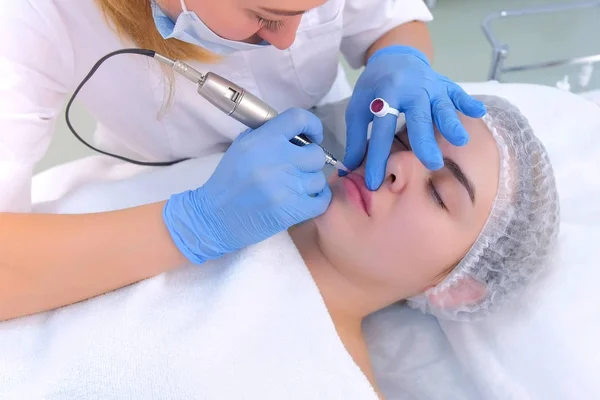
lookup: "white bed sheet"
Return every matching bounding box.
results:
[580,88,600,107]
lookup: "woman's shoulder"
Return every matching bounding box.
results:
[5,0,100,22]
[2,0,114,49]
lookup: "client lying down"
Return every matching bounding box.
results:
[291,94,560,389]
[0,95,560,399]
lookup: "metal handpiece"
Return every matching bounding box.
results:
[154,54,347,170]
[195,73,347,170]
[196,72,278,129]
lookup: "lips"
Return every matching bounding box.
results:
[343,173,372,215]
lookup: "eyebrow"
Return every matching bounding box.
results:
[257,7,306,16]
[393,134,476,204]
[443,157,475,204]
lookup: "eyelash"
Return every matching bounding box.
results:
[256,16,285,32]
[428,179,447,210]
[395,135,447,211]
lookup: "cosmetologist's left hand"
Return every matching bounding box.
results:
[343,45,487,190]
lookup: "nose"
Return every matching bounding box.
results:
[384,151,420,194]
[258,15,303,49]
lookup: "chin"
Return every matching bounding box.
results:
[314,200,355,245]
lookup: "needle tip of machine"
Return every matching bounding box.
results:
[336,162,350,172]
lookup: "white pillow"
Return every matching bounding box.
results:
[436,82,600,399]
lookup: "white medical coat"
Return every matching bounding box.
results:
[0,0,432,212]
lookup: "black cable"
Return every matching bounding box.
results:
[65,48,190,167]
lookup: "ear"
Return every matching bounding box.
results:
[427,277,487,310]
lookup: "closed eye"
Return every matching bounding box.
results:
[256,16,285,31]
[395,134,447,210]
[428,179,447,210]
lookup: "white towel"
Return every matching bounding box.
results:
[0,155,378,398]
[0,230,377,399]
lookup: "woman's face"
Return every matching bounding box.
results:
[314,114,500,301]
[162,0,327,49]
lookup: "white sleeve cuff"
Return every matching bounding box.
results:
[341,0,434,69]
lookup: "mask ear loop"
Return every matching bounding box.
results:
[180,0,189,13]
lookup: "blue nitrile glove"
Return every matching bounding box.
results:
[163,108,332,264]
[344,45,487,190]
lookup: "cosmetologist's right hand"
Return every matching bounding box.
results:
[163,108,332,264]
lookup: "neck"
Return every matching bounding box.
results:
[289,222,372,328]
[289,222,384,393]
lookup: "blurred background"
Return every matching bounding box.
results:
[40,0,600,173]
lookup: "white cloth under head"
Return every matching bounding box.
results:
[0,0,432,212]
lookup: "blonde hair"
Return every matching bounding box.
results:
[95,0,218,62]
[95,0,220,112]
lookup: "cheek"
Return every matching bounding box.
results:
[315,183,470,293]
[326,173,338,186]
[368,203,467,288]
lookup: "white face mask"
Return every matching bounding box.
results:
[151,0,270,55]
